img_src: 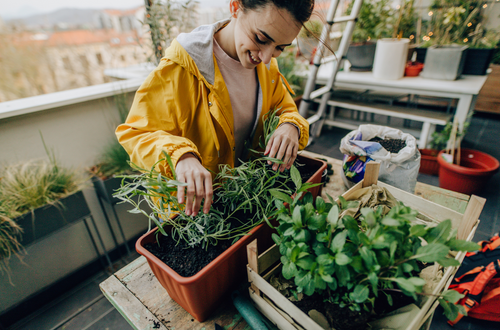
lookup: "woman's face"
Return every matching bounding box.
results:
[232,2,301,69]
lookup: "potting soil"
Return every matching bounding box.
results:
[369,137,406,154]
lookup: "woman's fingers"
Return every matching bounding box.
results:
[265,123,299,171]
[175,153,213,216]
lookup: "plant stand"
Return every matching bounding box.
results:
[246,165,485,330]
[92,176,132,257]
[15,191,113,270]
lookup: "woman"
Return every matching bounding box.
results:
[116,0,315,217]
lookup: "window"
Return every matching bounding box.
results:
[62,57,71,71]
[121,55,126,62]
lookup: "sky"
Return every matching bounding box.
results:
[0,0,229,19]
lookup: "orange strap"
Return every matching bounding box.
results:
[448,297,477,326]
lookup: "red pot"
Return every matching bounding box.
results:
[136,155,327,321]
[419,149,440,176]
[437,149,499,195]
[405,61,424,77]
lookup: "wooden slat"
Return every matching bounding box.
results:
[115,256,147,281]
[257,244,281,276]
[247,239,260,295]
[100,276,169,330]
[378,182,464,227]
[414,183,469,214]
[362,161,380,187]
[323,99,452,124]
[247,267,325,330]
[458,195,486,241]
[249,290,302,330]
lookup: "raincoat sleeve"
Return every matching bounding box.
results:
[115,60,202,177]
[271,60,309,150]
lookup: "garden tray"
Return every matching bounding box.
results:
[246,166,485,330]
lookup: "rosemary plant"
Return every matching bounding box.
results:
[114,152,302,249]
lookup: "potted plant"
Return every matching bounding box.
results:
[0,148,100,278]
[297,20,324,62]
[276,47,308,107]
[345,0,393,72]
[114,110,327,322]
[420,1,481,80]
[462,29,500,75]
[372,0,417,79]
[246,167,484,330]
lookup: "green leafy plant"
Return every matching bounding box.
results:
[0,146,82,276]
[0,215,23,277]
[276,48,306,96]
[347,0,393,43]
[429,113,472,151]
[270,184,479,323]
[114,107,320,249]
[422,0,483,47]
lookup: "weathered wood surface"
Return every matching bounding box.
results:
[414,182,470,214]
[100,256,251,330]
[101,151,476,330]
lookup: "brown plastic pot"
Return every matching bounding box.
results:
[136,154,327,321]
[419,149,440,176]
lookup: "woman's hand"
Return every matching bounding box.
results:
[264,123,299,172]
[175,153,213,216]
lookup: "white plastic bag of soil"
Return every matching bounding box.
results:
[340,125,421,193]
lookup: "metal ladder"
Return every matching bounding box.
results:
[299,0,364,142]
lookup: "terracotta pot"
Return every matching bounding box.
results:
[419,149,440,176]
[437,149,499,195]
[405,62,424,77]
[136,155,327,321]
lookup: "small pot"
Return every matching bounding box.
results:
[346,42,377,71]
[437,149,499,195]
[405,62,424,77]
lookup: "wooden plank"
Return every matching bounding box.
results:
[105,261,250,329]
[362,162,380,187]
[458,195,486,241]
[378,182,464,228]
[247,267,324,330]
[249,290,303,330]
[115,256,147,281]
[257,244,281,276]
[475,64,500,114]
[323,99,452,124]
[247,239,260,295]
[100,275,168,330]
[414,182,469,214]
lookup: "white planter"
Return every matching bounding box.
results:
[372,38,410,80]
[421,45,468,81]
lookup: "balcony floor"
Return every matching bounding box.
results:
[7,112,500,330]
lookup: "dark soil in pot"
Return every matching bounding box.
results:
[369,137,406,154]
[292,294,370,330]
[291,290,414,330]
[145,234,232,277]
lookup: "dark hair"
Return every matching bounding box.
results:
[239,0,315,24]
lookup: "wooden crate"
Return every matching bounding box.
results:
[246,164,485,330]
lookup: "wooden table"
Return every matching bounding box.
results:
[100,151,471,330]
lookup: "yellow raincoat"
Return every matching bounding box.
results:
[116,20,309,178]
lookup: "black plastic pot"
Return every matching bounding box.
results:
[346,42,377,71]
[14,191,91,246]
[415,47,427,64]
[462,48,495,75]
